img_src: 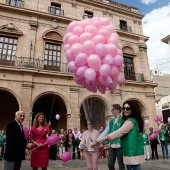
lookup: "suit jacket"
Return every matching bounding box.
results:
[4,120,27,161]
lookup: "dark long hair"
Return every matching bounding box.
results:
[122,101,144,133]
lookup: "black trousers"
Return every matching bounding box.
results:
[108,148,125,170]
[72,141,80,159]
[151,143,158,159]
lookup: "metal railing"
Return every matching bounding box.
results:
[124,72,144,82]
[6,0,24,7]
[15,56,44,69]
[119,25,132,33]
[48,6,64,16]
[83,14,93,19]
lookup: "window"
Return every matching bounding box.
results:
[124,57,135,80]
[83,11,93,19]
[0,36,17,66]
[44,43,61,71]
[49,3,63,16]
[9,0,23,7]
[120,20,128,31]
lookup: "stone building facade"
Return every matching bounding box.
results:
[0,0,157,131]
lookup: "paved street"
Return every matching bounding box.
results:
[0,156,170,170]
[0,146,170,170]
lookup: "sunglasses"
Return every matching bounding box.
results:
[122,107,131,111]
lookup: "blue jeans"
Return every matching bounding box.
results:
[127,165,140,170]
[160,140,169,157]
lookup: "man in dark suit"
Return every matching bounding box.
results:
[4,111,32,170]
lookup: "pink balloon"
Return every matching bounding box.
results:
[75,53,88,67]
[86,84,97,93]
[117,43,122,50]
[23,125,29,139]
[46,134,59,145]
[107,35,119,46]
[55,114,60,120]
[117,49,123,56]
[79,20,91,29]
[69,133,73,138]
[97,85,106,94]
[105,44,118,56]
[92,20,102,29]
[154,117,158,123]
[63,32,73,44]
[70,43,83,56]
[68,35,79,46]
[66,49,74,62]
[76,65,88,77]
[60,152,71,162]
[72,26,83,36]
[64,44,70,53]
[99,64,111,78]
[157,115,162,121]
[87,54,101,71]
[98,28,110,40]
[74,75,85,86]
[101,18,110,26]
[95,43,106,58]
[67,21,78,32]
[154,128,160,134]
[84,25,98,36]
[152,133,156,139]
[79,32,93,44]
[83,40,95,55]
[59,134,63,140]
[114,55,123,67]
[144,120,149,126]
[105,25,116,34]
[102,54,114,65]
[168,117,170,123]
[110,66,119,77]
[117,72,124,84]
[93,35,105,45]
[84,68,96,82]
[68,61,77,73]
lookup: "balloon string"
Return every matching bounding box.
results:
[49,94,55,122]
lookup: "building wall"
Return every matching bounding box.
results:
[0,0,158,130]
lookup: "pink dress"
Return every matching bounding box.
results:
[30,125,50,168]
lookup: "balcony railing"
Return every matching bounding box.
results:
[48,7,64,16]
[6,0,24,7]
[15,56,44,69]
[124,73,144,82]
[119,25,132,32]
[0,56,71,73]
[83,14,93,19]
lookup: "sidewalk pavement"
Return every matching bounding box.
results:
[0,146,170,170]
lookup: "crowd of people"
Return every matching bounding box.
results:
[0,101,170,170]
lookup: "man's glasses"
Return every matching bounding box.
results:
[122,107,131,111]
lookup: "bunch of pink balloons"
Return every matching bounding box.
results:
[63,17,124,94]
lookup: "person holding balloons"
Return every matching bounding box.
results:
[30,112,51,170]
[142,130,150,160]
[149,127,159,160]
[159,124,169,159]
[92,101,145,170]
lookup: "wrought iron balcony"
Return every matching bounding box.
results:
[6,0,24,7]
[15,56,44,70]
[48,6,64,16]
[119,25,132,32]
[83,14,93,19]
[124,72,144,82]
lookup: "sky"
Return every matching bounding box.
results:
[115,0,170,74]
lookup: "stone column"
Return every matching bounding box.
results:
[69,87,80,130]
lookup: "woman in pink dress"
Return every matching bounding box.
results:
[30,112,51,170]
